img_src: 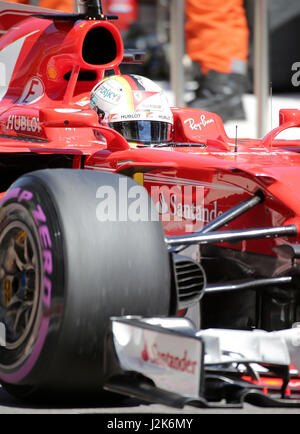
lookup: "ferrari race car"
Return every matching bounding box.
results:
[1,0,300,409]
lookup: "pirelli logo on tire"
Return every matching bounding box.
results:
[0,322,6,347]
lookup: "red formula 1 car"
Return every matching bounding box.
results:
[1,0,300,409]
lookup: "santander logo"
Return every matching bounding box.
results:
[141,343,197,375]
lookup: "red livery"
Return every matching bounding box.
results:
[0,0,300,408]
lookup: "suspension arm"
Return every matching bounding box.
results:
[166,225,298,247]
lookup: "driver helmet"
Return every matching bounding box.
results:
[90,74,173,145]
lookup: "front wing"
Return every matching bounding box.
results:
[104,317,300,408]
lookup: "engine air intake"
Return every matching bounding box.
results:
[82,26,117,65]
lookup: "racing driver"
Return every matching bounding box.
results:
[89,74,174,147]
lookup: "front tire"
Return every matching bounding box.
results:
[0,169,171,400]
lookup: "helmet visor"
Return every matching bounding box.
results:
[110,121,172,144]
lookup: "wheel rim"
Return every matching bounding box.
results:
[0,222,40,350]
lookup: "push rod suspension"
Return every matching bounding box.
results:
[200,193,263,234]
[171,193,264,252]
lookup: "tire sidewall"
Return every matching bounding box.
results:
[0,179,64,385]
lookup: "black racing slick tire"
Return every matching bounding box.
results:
[0,169,171,400]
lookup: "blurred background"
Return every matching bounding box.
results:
[4,0,300,139]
